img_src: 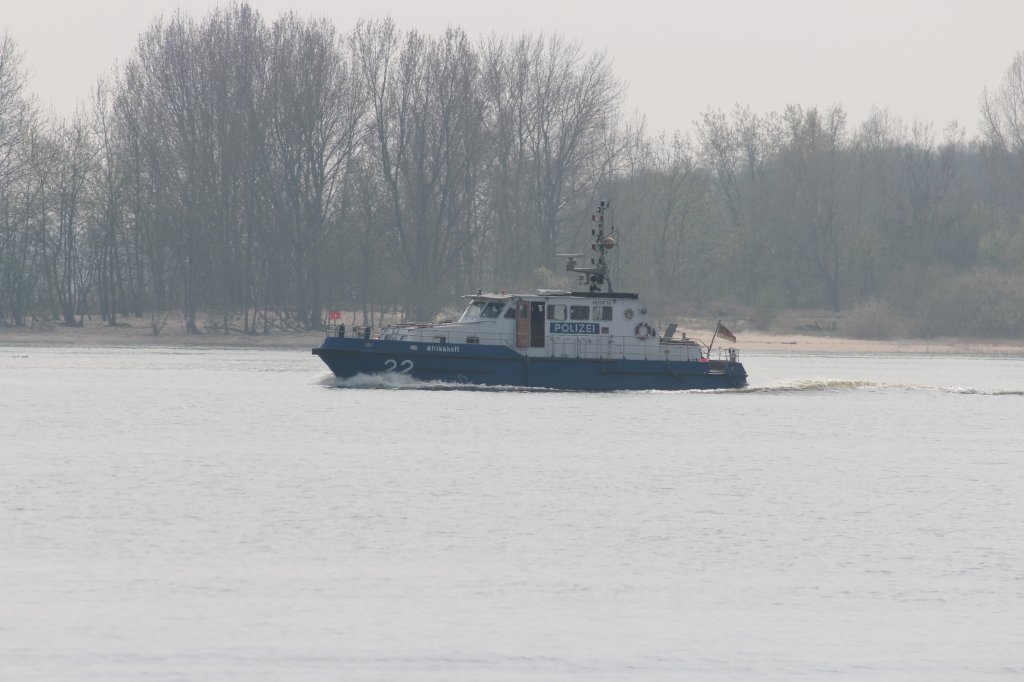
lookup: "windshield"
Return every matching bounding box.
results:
[459,301,485,321]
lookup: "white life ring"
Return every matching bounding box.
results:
[634,322,655,340]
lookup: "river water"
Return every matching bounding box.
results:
[2,345,1021,680]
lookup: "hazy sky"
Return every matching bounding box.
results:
[6,0,1023,136]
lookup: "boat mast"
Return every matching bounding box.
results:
[562,200,616,293]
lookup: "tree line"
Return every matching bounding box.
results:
[2,4,1024,337]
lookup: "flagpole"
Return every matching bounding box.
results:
[708,320,720,357]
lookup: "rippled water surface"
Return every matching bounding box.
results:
[2,345,1022,680]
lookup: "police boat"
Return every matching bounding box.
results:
[313,201,748,390]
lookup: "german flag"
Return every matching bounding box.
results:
[716,321,737,343]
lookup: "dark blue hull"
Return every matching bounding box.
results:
[313,337,747,390]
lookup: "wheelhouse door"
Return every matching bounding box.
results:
[530,301,546,348]
[515,301,531,348]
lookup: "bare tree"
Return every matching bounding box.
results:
[264,13,364,330]
[114,57,176,332]
[775,105,849,311]
[0,34,34,187]
[88,80,131,325]
[696,105,780,304]
[891,123,968,264]
[0,131,48,326]
[133,11,209,333]
[982,51,1024,163]
[355,22,486,320]
[526,35,623,268]
[614,132,719,305]
[478,34,534,284]
[0,34,39,325]
[38,115,96,325]
[981,51,1024,264]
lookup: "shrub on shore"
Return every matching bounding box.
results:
[843,299,902,339]
[917,270,1024,338]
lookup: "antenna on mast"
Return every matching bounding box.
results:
[563,199,615,292]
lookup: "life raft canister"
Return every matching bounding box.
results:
[634,322,655,340]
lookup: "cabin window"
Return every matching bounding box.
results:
[570,305,590,320]
[433,336,446,343]
[504,307,516,319]
[593,305,613,321]
[466,336,480,344]
[479,302,503,318]
[547,304,567,321]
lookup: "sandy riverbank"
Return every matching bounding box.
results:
[3,317,1024,355]
[709,329,1024,355]
[0,320,322,349]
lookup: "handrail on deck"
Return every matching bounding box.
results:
[324,323,738,362]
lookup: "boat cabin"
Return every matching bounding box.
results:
[377,290,705,363]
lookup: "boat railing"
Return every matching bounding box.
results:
[697,340,741,362]
[326,322,378,340]
[326,323,738,362]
